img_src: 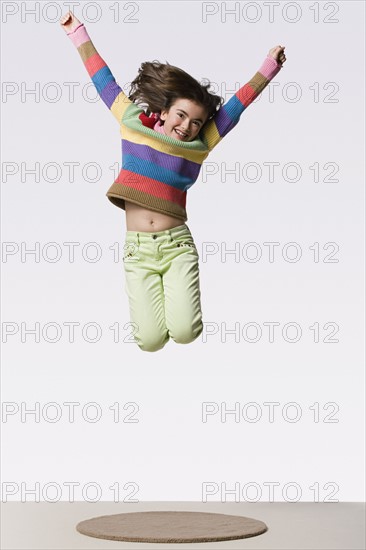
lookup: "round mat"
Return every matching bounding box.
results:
[76,510,268,543]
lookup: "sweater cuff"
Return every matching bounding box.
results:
[66,23,89,47]
[269,54,283,66]
[259,55,282,79]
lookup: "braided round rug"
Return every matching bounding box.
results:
[76,510,268,543]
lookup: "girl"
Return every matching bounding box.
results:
[60,11,286,353]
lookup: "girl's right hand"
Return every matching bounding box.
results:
[60,11,82,33]
[268,45,286,66]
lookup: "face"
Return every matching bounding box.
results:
[160,98,208,142]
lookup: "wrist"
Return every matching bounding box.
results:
[66,22,84,35]
[266,54,281,67]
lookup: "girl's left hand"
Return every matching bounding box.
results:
[268,45,286,66]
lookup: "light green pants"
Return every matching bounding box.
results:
[123,223,203,352]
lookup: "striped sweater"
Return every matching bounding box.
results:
[66,24,282,221]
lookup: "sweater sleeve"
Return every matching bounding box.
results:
[200,56,282,151]
[66,23,132,123]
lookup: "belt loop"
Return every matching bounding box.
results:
[136,232,140,246]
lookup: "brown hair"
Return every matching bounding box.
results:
[128,60,224,123]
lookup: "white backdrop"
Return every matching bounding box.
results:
[1,1,365,502]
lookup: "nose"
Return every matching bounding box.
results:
[181,120,191,132]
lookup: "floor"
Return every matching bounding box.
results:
[1,502,365,549]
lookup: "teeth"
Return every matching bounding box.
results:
[175,129,187,137]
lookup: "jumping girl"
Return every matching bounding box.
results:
[60,11,286,353]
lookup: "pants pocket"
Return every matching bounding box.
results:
[123,241,140,262]
[172,236,199,257]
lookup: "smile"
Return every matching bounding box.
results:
[175,129,188,138]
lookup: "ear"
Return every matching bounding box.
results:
[160,109,168,121]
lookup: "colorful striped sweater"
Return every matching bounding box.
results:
[66,24,282,221]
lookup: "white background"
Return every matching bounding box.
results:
[1,1,365,502]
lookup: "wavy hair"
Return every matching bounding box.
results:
[128,60,224,122]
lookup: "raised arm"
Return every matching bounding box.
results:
[201,48,285,151]
[60,11,132,124]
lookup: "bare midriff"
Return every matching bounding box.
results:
[125,201,185,232]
